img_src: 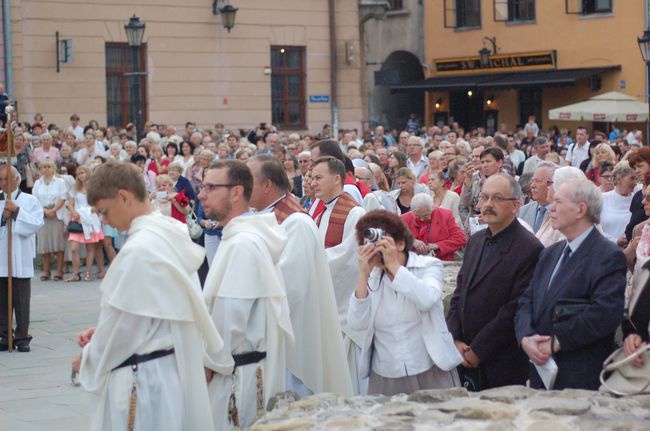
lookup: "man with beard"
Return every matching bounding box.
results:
[199,160,293,429]
[246,155,353,397]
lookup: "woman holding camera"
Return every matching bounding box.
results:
[348,210,462,395]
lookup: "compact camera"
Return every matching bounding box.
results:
[363,228,385,243]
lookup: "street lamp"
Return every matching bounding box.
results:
[479,47,491,68]
[124,15,145,139]
[219,4,238,32]
[639,29,650,145]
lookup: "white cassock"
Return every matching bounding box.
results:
[316,198,366,394]
[204,213,293,431]
[0,190,44,278]
[79,213,224,431]
[258,203,353,397]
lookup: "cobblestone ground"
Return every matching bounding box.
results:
[0,276,100,431]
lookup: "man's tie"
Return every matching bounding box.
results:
[533,205,547,233]
[547,244,572,291]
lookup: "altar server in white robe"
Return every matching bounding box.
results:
[200,160,294,430]
[71,162,224,431]
[0,164,44,351]
[247,155,353,397]
[310,156,367,394]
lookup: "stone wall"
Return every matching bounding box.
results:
[252,386,650,430]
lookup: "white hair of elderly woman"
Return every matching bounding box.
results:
[411,193,435,212]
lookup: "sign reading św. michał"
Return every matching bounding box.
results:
[434,50,557,74]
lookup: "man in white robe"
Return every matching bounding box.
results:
[200,160,293,430]
[0,164,44,351]
[71,161,223,431]
[310,156,366,394]
[247,155,353,397]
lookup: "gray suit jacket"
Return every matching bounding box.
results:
[518,201,539,229]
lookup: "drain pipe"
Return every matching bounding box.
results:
[328,0,338,138]
[3,0,13,98]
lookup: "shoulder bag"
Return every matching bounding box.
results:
[599,343,650,396]
[186,207,203,239]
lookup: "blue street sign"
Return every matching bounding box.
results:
[309,95,330,103]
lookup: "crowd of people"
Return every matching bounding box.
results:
[1,111,649,429]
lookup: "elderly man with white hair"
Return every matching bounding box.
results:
[519,161,560,247]
[406,136,427,178]
[401,193,466,261]
[516,178,627,390]
[0,163,44,351]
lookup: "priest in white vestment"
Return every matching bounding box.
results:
[199,160,294,430]
[71,162,223,431]
[247,155,353,397]
[0,164,44,351]
[310,156,367,394]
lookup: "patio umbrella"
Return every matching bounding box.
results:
[548,91,648,122]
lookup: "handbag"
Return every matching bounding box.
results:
[599,343,650,396]
[186,208,203,239]
[67,221,84,233]
[552,298,590,323]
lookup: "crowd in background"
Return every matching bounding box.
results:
[4,110,650,396]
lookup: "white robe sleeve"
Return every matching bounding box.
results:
[79,306,166,393]
[347,295,371,332]
[8,197,44,237]
[205,297,257,375]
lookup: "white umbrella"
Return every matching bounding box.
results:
[548,91,648,122]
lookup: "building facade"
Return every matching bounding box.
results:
[402,0,647,134]
[2,0,364,134]
[361,0,424,130]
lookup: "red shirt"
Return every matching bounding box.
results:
[148,158,170,175]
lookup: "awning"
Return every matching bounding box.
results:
[390,66,621,91]
[548,91,648,122]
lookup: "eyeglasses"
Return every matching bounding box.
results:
[478,194,519,203]
[356,176,372,181]
[643,195,650,202]
[199,183,235,193]
[600,174,614,180]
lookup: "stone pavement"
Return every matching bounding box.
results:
[0,276,101,431]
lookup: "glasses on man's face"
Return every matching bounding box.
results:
[600,174,614,181]
[643,194,650,202]
[478,194,518,204]
[198,183,234,193]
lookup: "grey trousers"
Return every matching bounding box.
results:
[0,277,31,346]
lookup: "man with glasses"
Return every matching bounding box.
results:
[448,174,543,391]
[200,160,293,429]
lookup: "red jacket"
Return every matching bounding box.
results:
[401,207,467,261]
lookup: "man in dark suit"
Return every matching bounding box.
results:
[447,174,543,390]
[515,178,627,390]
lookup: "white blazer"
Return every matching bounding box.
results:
[349,252,463,378]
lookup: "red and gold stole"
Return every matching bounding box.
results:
[272,194,306,224]
[319,192,359,248]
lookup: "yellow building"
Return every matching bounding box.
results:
[399,0,647,134]
[1,0,364,134]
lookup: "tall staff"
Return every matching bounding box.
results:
[2,104,15,352]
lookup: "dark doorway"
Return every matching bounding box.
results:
[450,89,483,130]
[372,50,424,129]
[519,88,542,129]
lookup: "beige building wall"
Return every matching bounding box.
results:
[423,0,646,131]
[10,0,363,133]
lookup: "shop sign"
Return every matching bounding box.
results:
[434,51,557,74]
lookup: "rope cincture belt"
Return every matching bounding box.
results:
[233,351,266,368]
[113,348,175,371]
